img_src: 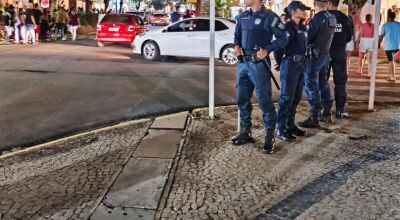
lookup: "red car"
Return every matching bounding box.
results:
[149,13,170,26]
[97,14,147,48]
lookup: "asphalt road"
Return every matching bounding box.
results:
[0,37,280,151]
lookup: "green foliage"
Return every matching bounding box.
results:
[79,13,88,26]
[215,0,226,16]
[150,0,164,10]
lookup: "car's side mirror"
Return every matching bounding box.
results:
[162,29,168,33]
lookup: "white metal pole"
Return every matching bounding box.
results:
[368,0,381,111]
[209,0,216,118]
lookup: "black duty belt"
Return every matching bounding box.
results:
[284,54,306,63]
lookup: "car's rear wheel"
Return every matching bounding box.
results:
[221,45,238,65]
[97,41,105,47]
[142,41,160,61]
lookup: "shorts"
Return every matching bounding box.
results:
[34,24,41,34]
[386,50,399,61]
[359,38,374,53]
[5,26,14,36]
[346,39,354,51]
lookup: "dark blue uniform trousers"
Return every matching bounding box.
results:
[237,61,277,132]
[304,53,333,116]
[277,58,304,132]
[328,49,348,112]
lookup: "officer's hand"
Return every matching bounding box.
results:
[257,48,268,60]
[234,45,243,57]
[274,64,280,72]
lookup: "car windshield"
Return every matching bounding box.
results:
[101,15,131,24]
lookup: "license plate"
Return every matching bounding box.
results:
[109,27,119,32]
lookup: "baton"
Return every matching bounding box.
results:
[261,58,281,91]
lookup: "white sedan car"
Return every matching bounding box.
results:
[132,17,238,65]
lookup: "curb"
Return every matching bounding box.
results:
[0,118,151,160]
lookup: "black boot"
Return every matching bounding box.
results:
[335,111,349,119]
[299,115,320,128]
[335,96,348,119]
[288,126,307,137]
[277,130,297,142]
[262,130,275,154]
[319,111,333,123]
[231,127,256,146]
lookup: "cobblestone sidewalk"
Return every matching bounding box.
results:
[160,103,400,220]
[0,122,150,220]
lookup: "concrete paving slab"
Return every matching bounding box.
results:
[103,158,172,209]
[91,204,155,220]
[134,129,182,159]
[150,111,188,130]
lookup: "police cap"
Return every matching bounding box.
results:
[287,1,311,13]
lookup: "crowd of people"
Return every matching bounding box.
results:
[0,3,81,44]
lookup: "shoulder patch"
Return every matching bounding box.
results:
[278,22,285,30]
[271,17,279,27]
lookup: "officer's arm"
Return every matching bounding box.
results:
[264,14,288,52]
[307,16,321,43]
[234,18,242,47]
[275,24,294,65]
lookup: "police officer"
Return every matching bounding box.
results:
[231,0,288,154]
[276,1,309,141]
[326,0,353,119]
[298,0,337,128]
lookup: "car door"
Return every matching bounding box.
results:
[191,19,210,57]
[192,19,231,57]
[157,20,195,56]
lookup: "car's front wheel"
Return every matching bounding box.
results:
[142,41,160,61]
[221,45,238,65]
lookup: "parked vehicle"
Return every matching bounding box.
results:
[133,18,238,65]
[126,11,150,24]
[97,14,147,48]
[149,13,170,26]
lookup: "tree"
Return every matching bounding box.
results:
[215,0,226,17]
[150,0,164,11]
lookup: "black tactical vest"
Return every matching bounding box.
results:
[314,11,337,52]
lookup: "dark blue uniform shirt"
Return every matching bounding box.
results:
[234,6,288,53]
[285,20,307,56]
[329,10,353,49]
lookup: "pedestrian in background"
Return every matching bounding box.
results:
[299,0,336,128]
[326,0,353,119]
[69,9,80,41]
[32,3,42,42]
[357,14,374,76]
[170,6,180,23]
[14,7,25,44]
[0,10,6,41]
[276,1,309,142]
[234,9,243,23]
[351,11,362,56]
[232,0,288,154]
[183,9,191,19]
[24,3,38,45]
[55,6,69,40]
[379,11,400,82]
